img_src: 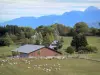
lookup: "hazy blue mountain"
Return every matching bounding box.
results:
[0,6,100,28]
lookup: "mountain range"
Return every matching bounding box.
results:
[0,6,100,28]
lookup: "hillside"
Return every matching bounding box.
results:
[0,6,100,28]
[0,58,100,75]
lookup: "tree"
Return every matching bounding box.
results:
[90,27,98,36]
[36,25,56,46]
[49,32,54,43]
[24,27,34,38]
[60,37,64,43]
[43,33,52,46]
[71,33,88,52]
[38,32,43,44]
[97,29,100,36]
[80,34,88,47]
[3,33,14,46]
[74,22,89,34]
[97,23,100,36]
[17,31,26,44]
[10,34,17,43]
[35,39,40,45]
[67,28,77,36]
[34,32,43,45]
[51,23,70,36]
[23,38,30,44]
[19,31,25,39]
[6,25,21,35]
[0,26,8,36]
[0,25,35,46]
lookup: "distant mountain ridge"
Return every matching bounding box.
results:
[0,6,100,28]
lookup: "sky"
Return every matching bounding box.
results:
[0,0,100,22]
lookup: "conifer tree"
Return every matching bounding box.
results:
[71,33,88,51]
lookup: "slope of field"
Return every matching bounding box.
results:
[61,36,100,59]
[0,58,100,75]
[0,46,17,56]
[0,36,100,58]
[87,36,100,59]
[0,36,100,75]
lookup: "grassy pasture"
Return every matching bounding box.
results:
[0,36,100,75]
[61,36,100,59]
[0,36,100,58]
[0,37,100,75]
[0,45,18,57]
[0,58,100,75]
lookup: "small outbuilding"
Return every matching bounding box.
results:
[12,44,61,57]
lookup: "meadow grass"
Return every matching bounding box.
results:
[86,36,100,59]
[60,36,100,59]
[0,36,100,58]
[0,58,100,75]
[0,36,100,75]
[0,45,18,57]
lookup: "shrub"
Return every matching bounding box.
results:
[78,46,86,50]
[86,45,98,53]
[78,46,87,53]
[12,51,20,56]
[55,41,63,49]
[78,45,98,53]
[54,47,58,50]
[58,44,63,49]
[65,46,75,54]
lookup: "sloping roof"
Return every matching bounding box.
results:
[12,44,44,53]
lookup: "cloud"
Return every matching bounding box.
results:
[0,0,100,22]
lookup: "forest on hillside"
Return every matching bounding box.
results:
[0,22,100,47]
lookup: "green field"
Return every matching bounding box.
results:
[0,36,100,59]
[0,46,17,55]
[0,36,100,58]
[0,58,100,75]
[0,36,100,75]
[0,36,100,55]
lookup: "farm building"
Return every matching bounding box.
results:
[12,44,61,57]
